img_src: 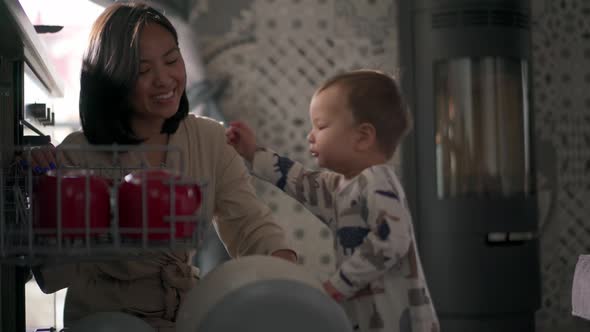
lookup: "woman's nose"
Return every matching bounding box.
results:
[307,132,314,143]
[153,67,173,86]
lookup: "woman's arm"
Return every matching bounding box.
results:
[32,263,88,294]
[29,132,87,293]
[210,122,296,259]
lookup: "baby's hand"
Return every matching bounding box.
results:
[225,121,258,164]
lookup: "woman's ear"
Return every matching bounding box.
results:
[355,123,377,151]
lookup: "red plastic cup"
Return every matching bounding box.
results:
[117,169,201,240]
[33,170,111,238]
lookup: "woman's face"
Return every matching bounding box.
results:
[129,22,186,123]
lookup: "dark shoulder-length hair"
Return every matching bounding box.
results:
[79,2,189,145]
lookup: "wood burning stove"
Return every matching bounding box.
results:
[399,0,540,331]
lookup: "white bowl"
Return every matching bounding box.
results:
[176,255,353,332]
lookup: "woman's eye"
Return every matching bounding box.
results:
[139,67,150,74]
[165,58,178,65]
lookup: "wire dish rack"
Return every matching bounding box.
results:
[0,144,210,266]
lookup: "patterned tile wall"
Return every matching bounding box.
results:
[189,0,400,279]
[532,0,590,331]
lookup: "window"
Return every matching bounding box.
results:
[434,57,531,198]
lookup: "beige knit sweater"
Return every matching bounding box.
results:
[36,115,293,331]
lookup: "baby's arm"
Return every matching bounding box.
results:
[226,121,339,224]
[328,167,412,300]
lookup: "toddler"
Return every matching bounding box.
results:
[226,70,439,332]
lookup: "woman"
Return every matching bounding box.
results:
[31,3,296,330]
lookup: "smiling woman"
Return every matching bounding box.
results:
[79,4,189,147]
[130,23,187,136]
[31,3,296,331]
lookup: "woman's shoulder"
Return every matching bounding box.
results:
[59,130,88,146]
[182,114,224,130]
[180,114,226,139]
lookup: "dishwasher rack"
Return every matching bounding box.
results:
[0,144,210,266]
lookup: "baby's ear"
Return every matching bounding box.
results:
[355,123,377,151]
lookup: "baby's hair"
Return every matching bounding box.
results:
[315,69,412,158]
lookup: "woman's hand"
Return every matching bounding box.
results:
[270,249,298,263]
[17,144,57,174]
[225,121,258,164]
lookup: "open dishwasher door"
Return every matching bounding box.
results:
[176,255,353,332]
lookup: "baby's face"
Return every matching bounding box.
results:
[307,86,360,176]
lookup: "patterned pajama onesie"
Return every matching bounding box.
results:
[251,148,439,332]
